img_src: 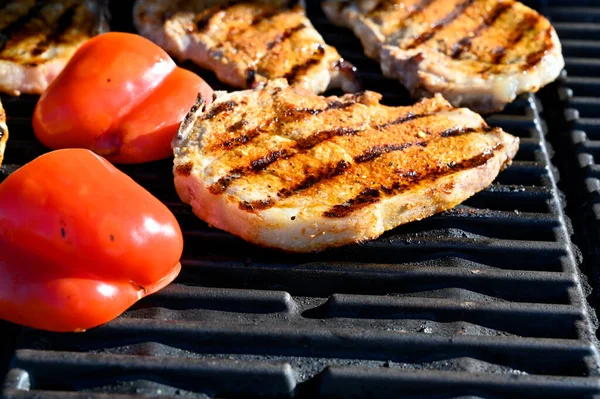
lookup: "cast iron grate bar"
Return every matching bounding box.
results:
[545,1,600,341]
[1,1,599,398]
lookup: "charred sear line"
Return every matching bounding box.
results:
[324,146,499,218]
[296,127,362,149]
[0,125,5,139]
[406,0,476,50]
[354,143,413,163]
[195,1,239,31]
[0,0,47,53]
[490,12,540,65]
[284,44,325,83]
[376,111,432,130]
[203,100,237,120]
[221,119,275,149]
[249,7,281,26]
[323,188,381,218]
[31,4,78,56]
[278,160,350,198]
[524,26,554,70]
[214,99,357,151]
[440,126,478,137]
[250,149,289,171]
[451,1,513,58]
[239,198,274,212]
[266,23,305,50]
[209,149,289,194]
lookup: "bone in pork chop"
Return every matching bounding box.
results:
[322,0,564,113]
[172,79,519,252]
[133,0,360,94]
[0,0,108,96]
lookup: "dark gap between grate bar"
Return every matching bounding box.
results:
[1,1,599,398]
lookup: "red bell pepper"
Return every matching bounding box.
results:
[32,32,213,164]
[0,149,183,332]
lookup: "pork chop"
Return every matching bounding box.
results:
[322,0,564,113]
[133,0,360,94]
[172,79,519,252]
[0,0,108,96]
[0,99,7,165]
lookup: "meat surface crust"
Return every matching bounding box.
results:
[172,79,519,252]
[0,0,108,96]
[133,0,360,94]
[0,99,7,165]
[322,0,564,113]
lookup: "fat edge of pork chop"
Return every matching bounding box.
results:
[322,0,564,113]
[0,99,7,165]
[133,0,360,94]
[172,79,519,253]
[0,0,108,96]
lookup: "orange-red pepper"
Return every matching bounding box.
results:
[33,32,213,164]
[0,149,183,332]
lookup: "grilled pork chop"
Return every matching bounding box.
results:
[322,0,564,113]
[133,0,359,94]
[0,0,108,96]
[0,100,6,165]
[173,79,519,252]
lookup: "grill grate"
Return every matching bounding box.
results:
[1,1,599,398]
[545,1,600,316]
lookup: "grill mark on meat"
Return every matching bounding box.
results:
[31,4,78,56]
[296,127,362,149]
[487,12,540,68]
[277,160,350,198]
[221,118,276,149]
[376,111,437,130]
[450,1,513,58]
[195,1,240,32]
[211,127,361,193]
[249,7,282,25]
[209,149,290,194]
[354,143,413,163]
[213,98,359,151]
[323,188,380,218]
[266,23,305,50]
[237,120,480,212]
[440,126,479,137]
[284,44,326,83]
[523,26,554,70]
[202,100,238,120]
[0,1,46,53]
[405,0,476,50]
[323,143,500,218]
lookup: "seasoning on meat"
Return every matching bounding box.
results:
[0,0,109,96]
[322,0,564,113]
[172,79,519,252]
[133,0,360,94]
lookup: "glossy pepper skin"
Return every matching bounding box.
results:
[0,149,183,332]
[32,32,213,164]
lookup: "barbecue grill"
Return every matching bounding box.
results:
[2,1,600,398]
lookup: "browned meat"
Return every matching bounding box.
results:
[0,0,108,96]
[172,79,519,252]
[322,0,564,113]
[133,0,360,94]
[0,99,7,165]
